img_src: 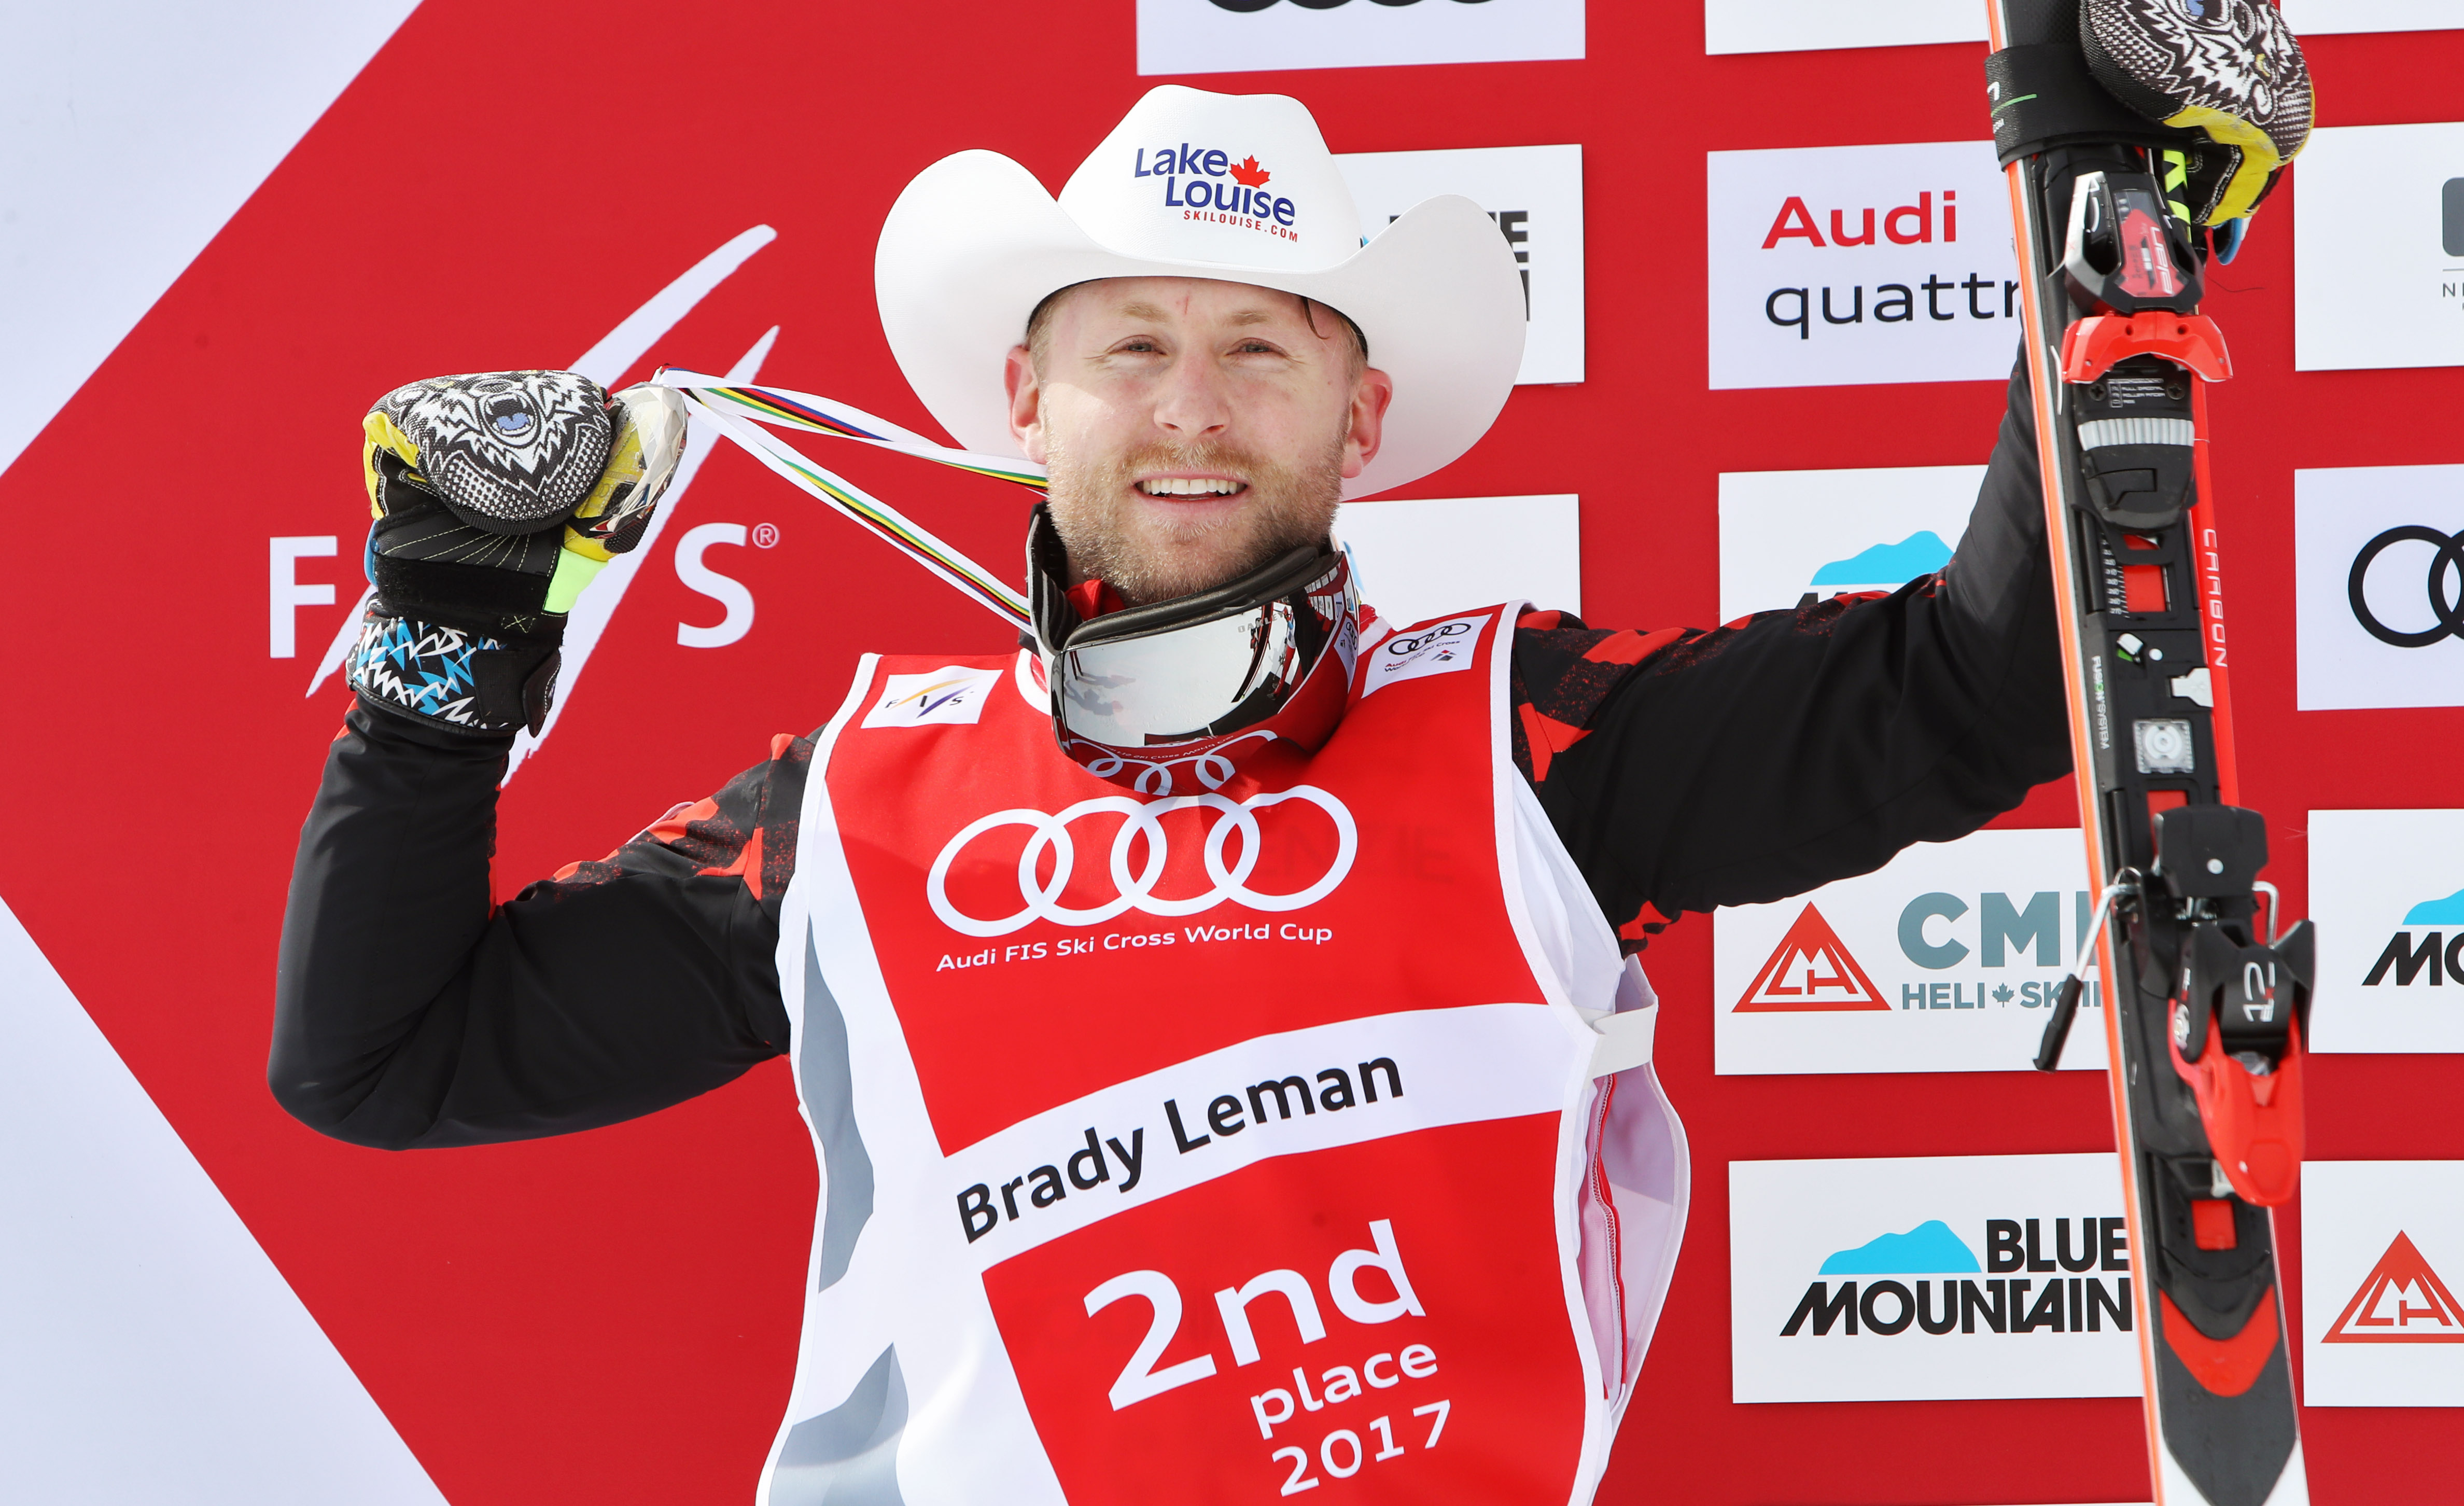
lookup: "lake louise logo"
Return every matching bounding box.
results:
[1132,143,1299,241]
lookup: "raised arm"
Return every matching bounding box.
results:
[272,708,803,1149]
[1518,358,2070,947]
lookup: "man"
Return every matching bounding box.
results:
[278,87,2067,1502]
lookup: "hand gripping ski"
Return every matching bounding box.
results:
[1984,3,2314,1504]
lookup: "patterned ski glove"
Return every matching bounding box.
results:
[2080,0,2312,234]
[345,370,689,737]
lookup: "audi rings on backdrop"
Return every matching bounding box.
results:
[2347,524,2464,648]
[926,787,1359,938]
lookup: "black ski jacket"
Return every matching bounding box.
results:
[273,365,2068,1149]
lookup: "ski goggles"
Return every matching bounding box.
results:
[1026,509,1357,792]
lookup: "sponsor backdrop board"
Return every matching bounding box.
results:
[1707,141,2020,390]
[2293,464,2464,709]
[1137,0,1585,76]
[1715,828,2105,1075]
[2296,123,2464,372]
[1730,1155,2139,1402]
[1717,463,1984,620]
[1704,0,1984,56]
[2302,1161,2464,1405]
[1337,493,1581,626]
[2305,809,2464,1051]
[1338,144,1584,385]
[4,6,2460,1506]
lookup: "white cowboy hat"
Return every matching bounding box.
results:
[874,85,1525,500]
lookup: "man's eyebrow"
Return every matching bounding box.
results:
[1113,300,1171,322]
[1102,301,1287,327]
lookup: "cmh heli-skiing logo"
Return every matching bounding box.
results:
[2323,1231,2464,1343]
[1132,142,1300,242]
[1781,1214,2134,1340]
[1734,892,2098,1015]
[927,787,1357,938]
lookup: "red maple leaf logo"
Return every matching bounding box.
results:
[1228,156,1271,188]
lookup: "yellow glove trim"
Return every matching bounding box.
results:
[2163,104,2284,226]
[360,411,426,519]
[543,548,608,615]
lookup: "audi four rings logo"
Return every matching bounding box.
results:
[927,788,1359,938]
[2347,525,2464,647]
[1209,0,1492,9]
[1385,621,1473,656]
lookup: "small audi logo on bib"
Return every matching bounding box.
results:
[927,788,1357,938]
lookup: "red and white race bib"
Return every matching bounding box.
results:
[759,607,1685,1506]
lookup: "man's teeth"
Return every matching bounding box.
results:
[1139,477,1242,496]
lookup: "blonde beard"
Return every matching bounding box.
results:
[1042,434,1344,607]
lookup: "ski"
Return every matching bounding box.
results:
[1982,4,2314,1503]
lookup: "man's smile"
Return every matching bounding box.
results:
[1135,473,1249,499]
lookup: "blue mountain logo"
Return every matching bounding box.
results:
[1809,531,1954,588]
[1817,1219,1981,1275]
[2403,886,2464,925]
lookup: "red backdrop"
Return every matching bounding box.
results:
[1,3,2455,1501]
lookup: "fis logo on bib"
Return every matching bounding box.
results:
[863,665,1005,728]
[1133,144,1300,242]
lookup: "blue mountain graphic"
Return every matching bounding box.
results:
[2403,886,2464,925]
[1809,531,1954,587]
[1818,1219,1981,1276]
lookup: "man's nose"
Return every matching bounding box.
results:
[1150,354,1231,440]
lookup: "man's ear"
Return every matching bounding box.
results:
[1339,366,1395,481]
[1005,344,1047,463]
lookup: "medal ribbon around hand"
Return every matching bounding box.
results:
[656,368,1041,633]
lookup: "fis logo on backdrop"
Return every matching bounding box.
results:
[1715,827,2104,1075]
[1717,463,1984,621]
[2292,466,2464,710]
[1337,145,1584,384]
[1707,141,2019,389]
[2302,810,2464,1052]
[1731,1154,2140,1402]
[1132,144,1301,243]
[1137,0,1583,76]
[2297,123,2464,371]
[2303,1161,2464,1405]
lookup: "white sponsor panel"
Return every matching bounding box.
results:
[2297,123,2464,371]
[0,897,447,1504]
[1337,145,1584,385]
[1709,141,2020,389]
[1715,827,2105,1075]
[2304,810,2464,1052]
[1731,1154,2138,1402]
[2281,1,2464,33]
[1360,612,1492,696]
[1337,493,1580,625]
[1705,0,1982,55]
[2302,1161,2464,1405]
[1705,0,2464,54]
[1717,464,1985,621]
[2293,464,2464,710]
[1136,0,1583,76]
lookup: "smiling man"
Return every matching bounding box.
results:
[277,87,2069,1503]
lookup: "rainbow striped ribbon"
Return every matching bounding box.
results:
[655,368,1039,632]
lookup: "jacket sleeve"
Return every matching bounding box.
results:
[270,703,804,1149]
[1517,358,2073,949]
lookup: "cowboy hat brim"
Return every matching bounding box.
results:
[874,149,1526,501]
